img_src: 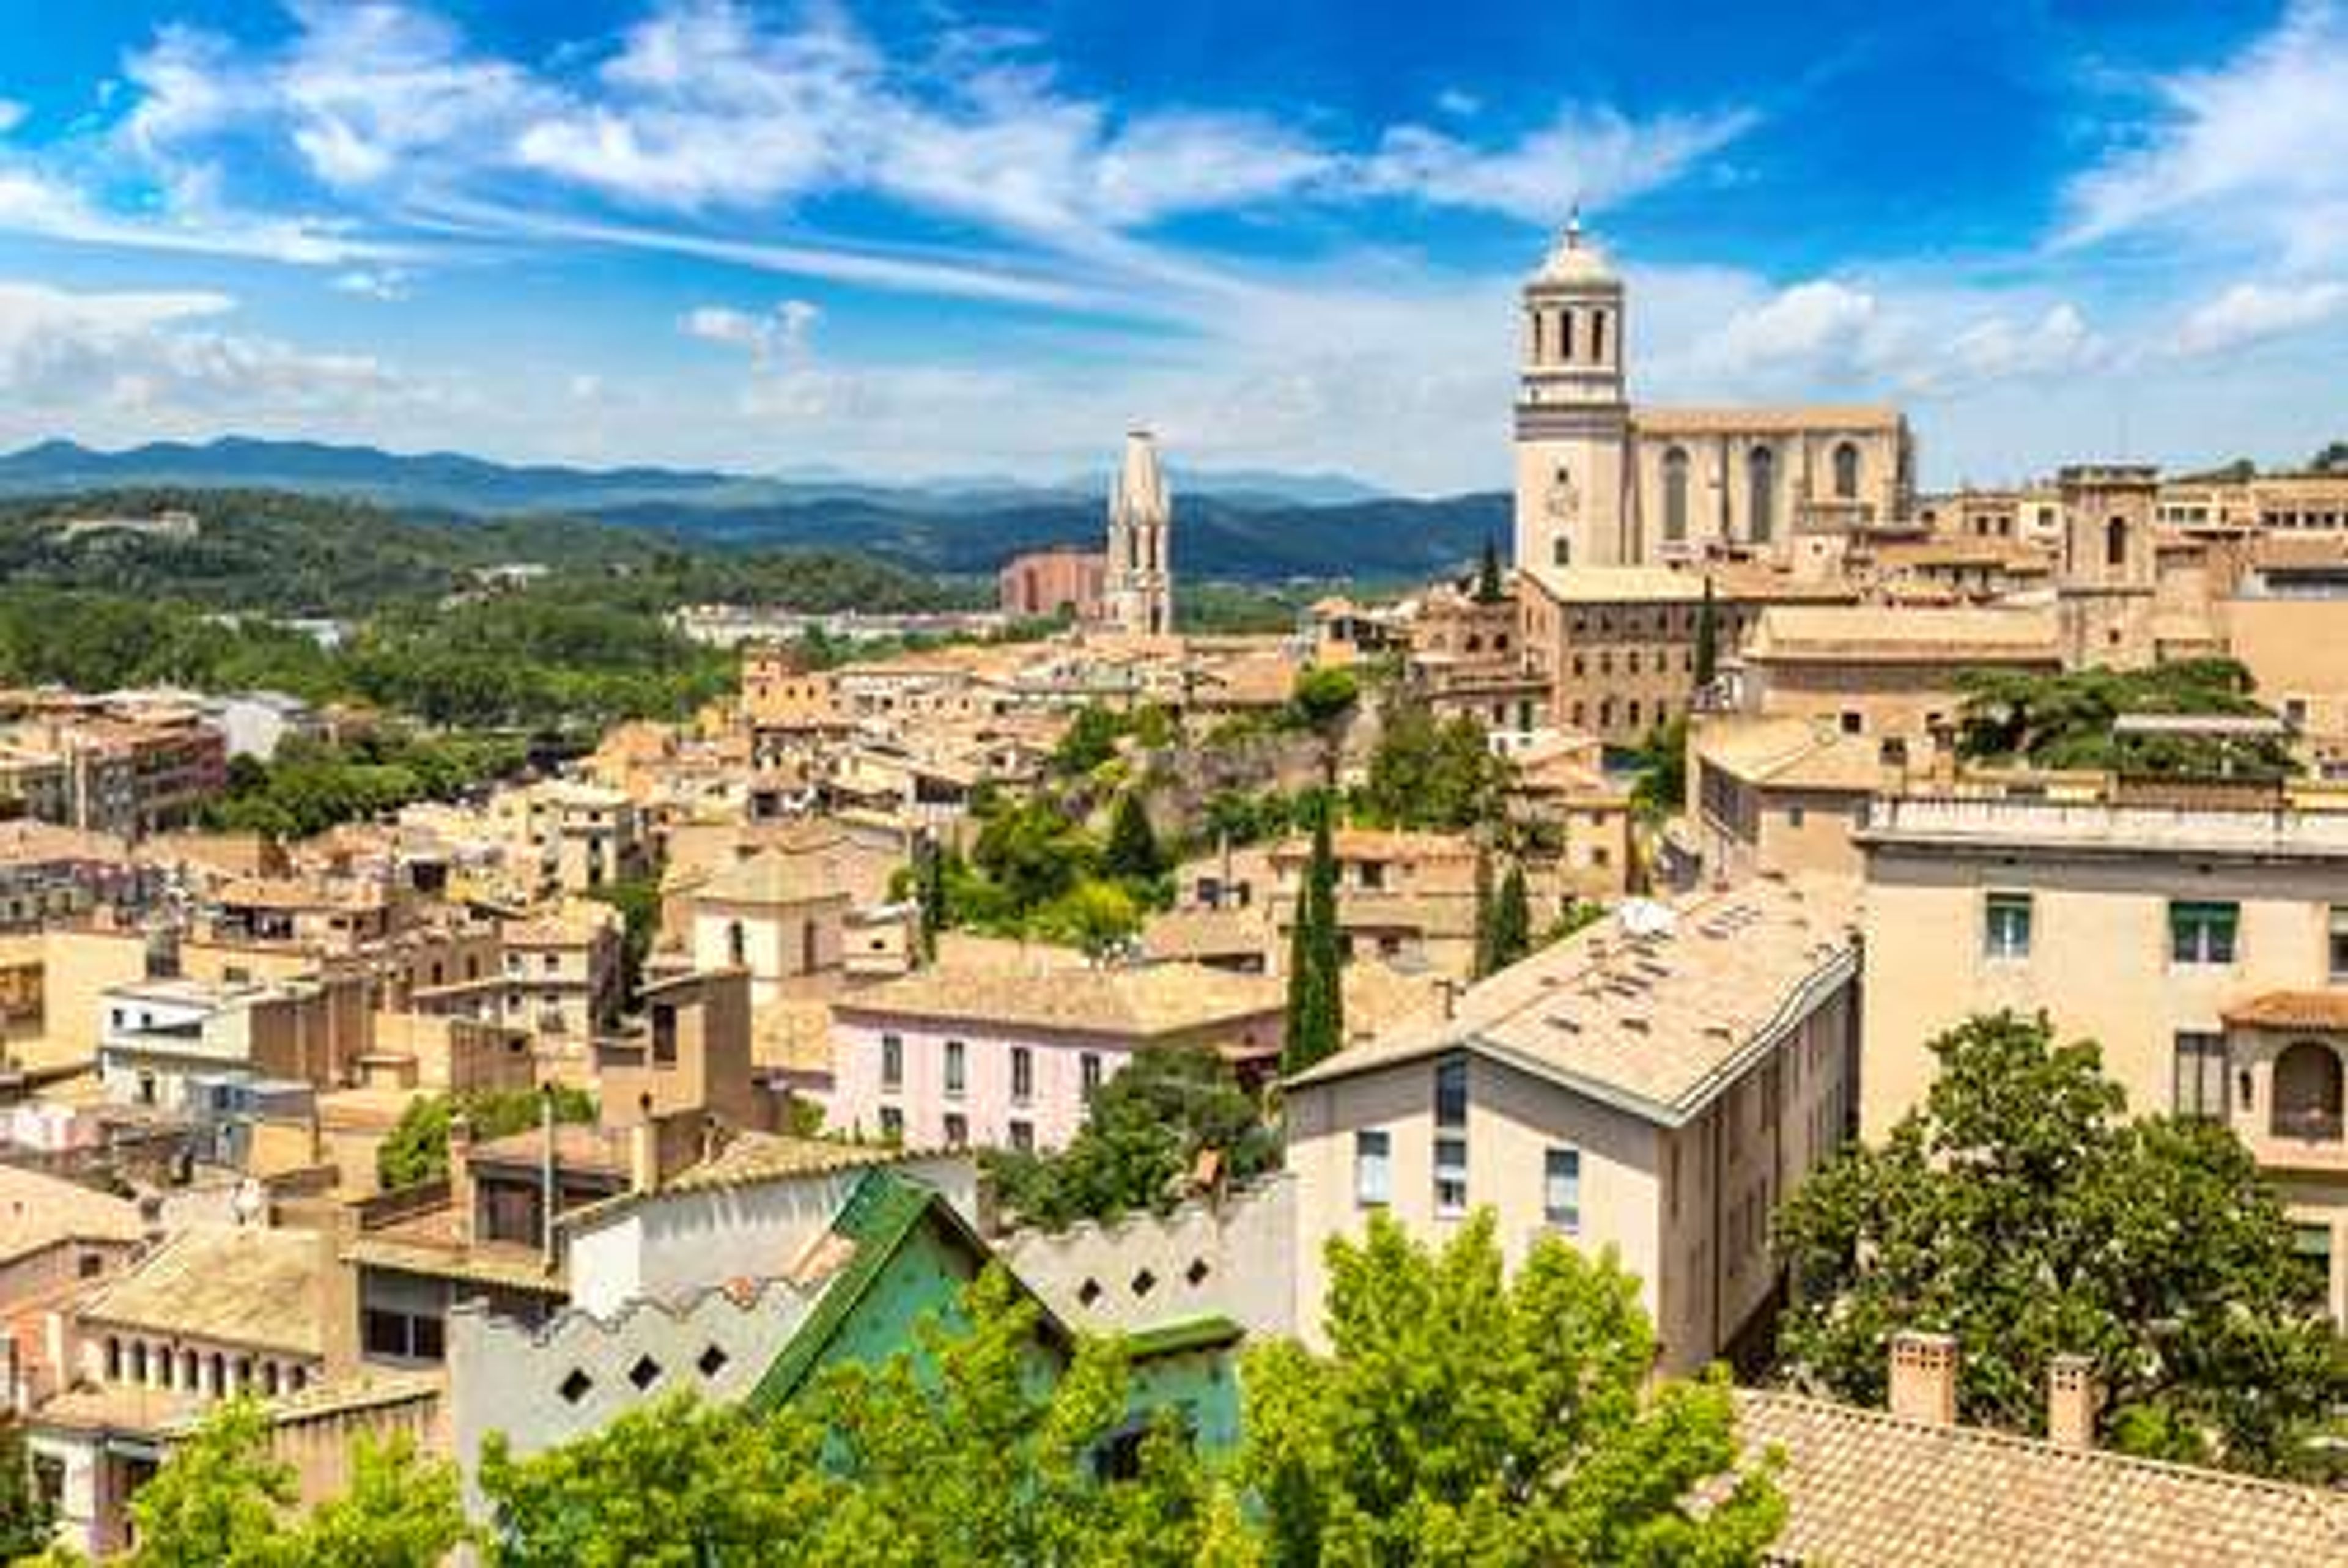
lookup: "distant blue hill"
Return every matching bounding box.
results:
[0,436,1502,582]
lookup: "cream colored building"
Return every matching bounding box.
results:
[1512,218,1913,573]
[1737,605,2063,752]
[1856,792,2348,1320]
[1688,715,1889,882]
[1101,429,1174,638]
[1283,875,1859,1374]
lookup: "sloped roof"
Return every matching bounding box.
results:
[78,1224,329,1356]
[1288,875,1859,1125]
[0,1165,144,1265]
[1746,606,2061,664]
[1736,1389,2348,1567]
[833,960,1284,1042]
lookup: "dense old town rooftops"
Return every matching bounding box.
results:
[1288,874,1859,1124]
[1735,1389,2348,1568]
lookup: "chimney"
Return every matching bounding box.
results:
[2047,1355,2099,1449]
[1887,1330,1959,1427]
[630,1094,659,1195]
[447,1112,474,1246]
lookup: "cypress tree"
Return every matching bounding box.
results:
[1283,795,1345,1075]
[1104,790,1164,884]
[1471,845,1497,979]
[916,840,948,963]
[1474,536,1505,603]
[1694,576,1721,690]
[1488,862,1532,973]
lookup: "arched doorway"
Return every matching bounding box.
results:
[2273,1040,2345,1139]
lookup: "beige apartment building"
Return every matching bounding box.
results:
[1516,564,1851,748]
[2157,469,2348,533]
[1688,715,1887,882]
[1736,605,2063,753]
[494,781,647,895]
[1856,792,2348,1320]
[1284,875,1860,1374]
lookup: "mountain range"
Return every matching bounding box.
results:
[0,437,1502,582]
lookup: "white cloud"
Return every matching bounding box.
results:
[683,298,821,368]
[1694,279,1887,383]
[2059,1,2348,268]
[331,267,415,301]
[1434,89,1481,119]
[0,100,26,136]
[1357,104,1760,222]
[2173,279,2348,355]
[0,279,418,443]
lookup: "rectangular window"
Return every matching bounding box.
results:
[650,1004,678,1066]
[1354,1130,1391,1209]
[1434,1056,1468,1130]
[1081,1052,1104,1099]
[1544,1147,1582,1233]
[1433,1136,1469,1216]
[943,1112,967,1149]
[2330,906,2348,982]
[2169,900,2240,965]
[1984,893,2033,960]
[1010,1046,1033,1105]
[944,1040,966,1098]
[880,1033,903,1092]
[1009,1119,1034,1154]
[2173,1032,2228,1121]
[879,1105,903,1143]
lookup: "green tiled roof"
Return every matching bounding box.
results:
[745,1169,933,1410]
[1123,1315,1244,1361]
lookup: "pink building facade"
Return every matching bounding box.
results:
[825,1004,1283,1154]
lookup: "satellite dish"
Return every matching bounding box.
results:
[1616,898,1678,938]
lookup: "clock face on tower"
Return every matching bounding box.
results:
[1546,466,1580,529]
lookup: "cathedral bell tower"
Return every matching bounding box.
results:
[1103,428,1174,638]
[1512,213,1633,570]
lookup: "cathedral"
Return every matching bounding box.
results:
[1512,218,1915,573]
[1103,427,1175,637]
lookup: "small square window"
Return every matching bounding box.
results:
[2169,900,2239,966]
[627,1356,662,1391]
[1434,1136,1469,1217]
[696,1345,729,1378]
[558,1368,594,1404]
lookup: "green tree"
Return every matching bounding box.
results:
[1473,536,1505,603]
[986,1045,1280,1229]
[1360,701,1510,832]
[376,1085,597,1190]
[1485,862,1532,974]
[122,1401,465,1568]
[1243,1212,1784,1566]
[1773,1011,2348,1477]
[583,872,662,1004]
[1286,666,1361,783]
[1470,846,1497,980]
[1054,704,1132,777]
[915,837,948,962]
[1104,790,1166,885]
[1630,715,1689,821]
[0,1413,54,1561]
[1693,577,1720,689]
[1282,797,1345,1075]
[1954,659,2292,779]
[482,1270,1224,1566]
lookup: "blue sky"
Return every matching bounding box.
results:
[0,1,2343,491]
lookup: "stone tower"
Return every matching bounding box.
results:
[2056,463,2158,669]
[1104,428,1174,638]
[1513,213,1633,572]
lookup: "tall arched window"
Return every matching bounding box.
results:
[2105,517,2129,569]
[1662,447,1690,542]
[1832,441,1860,499]
[1560,308,1575,361]
[726,919,747,968]
[1592,309,1607,363]
[1748,445,1777,543]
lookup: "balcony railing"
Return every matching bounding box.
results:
[2270,1106,2346,1143]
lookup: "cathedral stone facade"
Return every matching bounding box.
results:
[1513,220,1916,573]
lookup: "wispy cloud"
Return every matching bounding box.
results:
[2173,279,2348,356]
[2059,1,2348,270]
[1357,104,1760,222]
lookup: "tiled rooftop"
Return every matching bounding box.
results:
[78,1224,330,1356]
[1737,1389,2348,1567]
[1288,875,1860,1124]
[833,959,1285,1042]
